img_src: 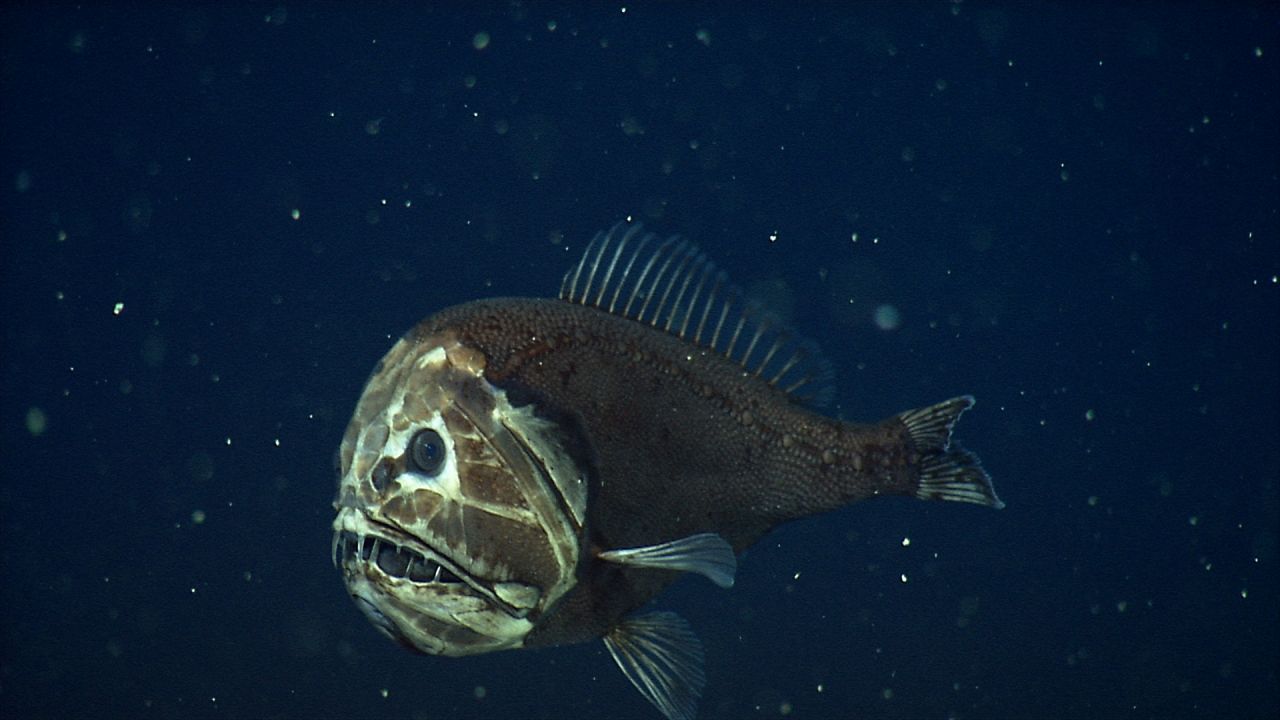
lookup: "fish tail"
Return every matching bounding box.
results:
[897,396,1005,509]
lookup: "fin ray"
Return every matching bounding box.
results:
[691,273,722,344]
[598,532,737,588]
[610,230,652,313]
[664,248,702,333]
[623,234,677,318]
[604,611,705,720]
[581,228,610,306]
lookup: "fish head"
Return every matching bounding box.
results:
[332,329,587,657]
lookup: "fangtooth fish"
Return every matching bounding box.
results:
[332,221,1003,720]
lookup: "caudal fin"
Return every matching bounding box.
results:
[897,396,1004,509]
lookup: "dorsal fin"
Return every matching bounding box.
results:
[560,221,834,407]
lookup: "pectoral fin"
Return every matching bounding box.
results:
[598,532,736,588]
[604,611,705,720]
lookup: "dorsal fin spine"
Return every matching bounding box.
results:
[595,224,637,308]
[645,238,686,319]
[580,232,601,304]
[582,227,612,307]
[693,274,723,345]
[783,374,811,394]
[724,313,747,360]
[657,245,698,330]
[674,266,701,337]
[582,228,608,300]
[633,243,666,322]
[770,349,802,385]
[623,235,676,318]
[690,268,718,339]
[663,251,700,333]
[709,298,730,350]
[608,225,645,306]
[755,336,785,377]
[640,240,687,324]
[561,231,593,301]
[608,229,652,314]
[676,262,711,338]
[649,244,684,327]
[740,317,770,371]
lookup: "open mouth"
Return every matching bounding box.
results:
[333,530,464,584]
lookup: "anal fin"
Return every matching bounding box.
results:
[598,532,736,588]
[604,611,705,720]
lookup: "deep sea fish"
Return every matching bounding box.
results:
[332,220,1004,720]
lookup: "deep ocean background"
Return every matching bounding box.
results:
[2,3,1277,719]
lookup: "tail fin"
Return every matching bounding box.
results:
[897,396,1004,509]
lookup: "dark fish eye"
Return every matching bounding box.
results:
[408,428,446,476]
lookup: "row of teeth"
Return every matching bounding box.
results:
[333,530,463,584]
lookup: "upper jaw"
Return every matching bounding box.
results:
[332,528,466,585]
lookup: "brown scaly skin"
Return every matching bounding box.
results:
[409,297,937,648]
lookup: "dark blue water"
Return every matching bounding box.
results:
[2,4,1276,719]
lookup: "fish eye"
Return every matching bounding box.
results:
[408,428,446,475]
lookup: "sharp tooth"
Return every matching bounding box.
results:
[407,557,425,582]
[331,533,340,568]
[432,565,442,582]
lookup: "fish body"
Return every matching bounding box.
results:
[332,222,1002,719]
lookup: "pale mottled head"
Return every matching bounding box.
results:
[332,329,587,656]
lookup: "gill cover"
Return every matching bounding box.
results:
[333,329,587,656]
